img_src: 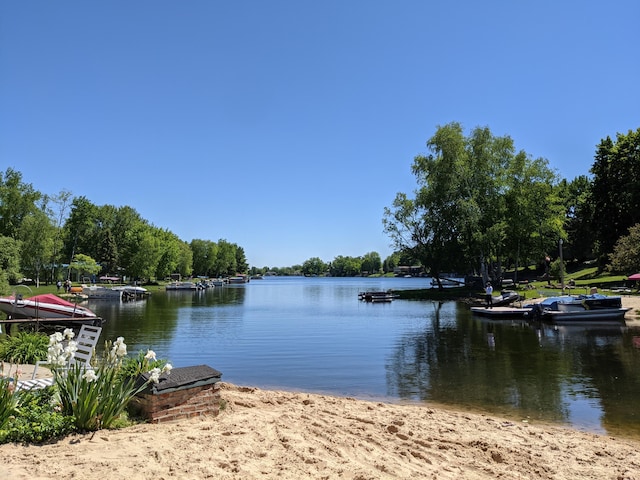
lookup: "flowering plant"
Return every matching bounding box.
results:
[0,376,18,430]
[49,331,172,431]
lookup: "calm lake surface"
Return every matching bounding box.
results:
[88,276,640,438]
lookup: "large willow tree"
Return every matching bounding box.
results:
[383,122,563,287]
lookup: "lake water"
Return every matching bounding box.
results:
[87,276,640,438]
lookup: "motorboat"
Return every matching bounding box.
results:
[0,293,100,326]
[526,294,630,324]
[82,285,124,300]
[358,291,399,303]
[112,285,150,300]
[227,275,250,284]
[165,281,199,290]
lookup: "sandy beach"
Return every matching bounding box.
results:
[1,295,640,479]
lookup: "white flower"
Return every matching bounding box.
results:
[144,350,156,361]
[63,328,75,340]
[110,337,127,358]
[162,363,173,374]
[64,340,78,357]
[49,332,63,345]
[148,367,161,384]
[116,342,127,357]
[82,369,97,382]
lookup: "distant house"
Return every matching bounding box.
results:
[393,265,424,277]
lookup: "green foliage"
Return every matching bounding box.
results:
[384,122,563,284]
[0,387,75,444]
[56,362,145,432]
[301,257,328,276]
[70,253,101,281]
[0,332,49,364]
[117,350,168,381]
[549,258,566,283]
[0,377,18,429]
[0,235,23,289]
[590,128,640,261]
[608,223,640,274]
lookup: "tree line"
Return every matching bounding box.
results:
[0,170,248,290]
[2,123,639,290]
[383,122,640,287]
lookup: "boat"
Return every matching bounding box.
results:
[112,285,150,300]
[526,294,630,324]
[470,305,532,319]
[358,291,399,303]
[0,293,102,327]
[490,290,521,307]
[227,275,250,284]
[165,281,199,291]
[431,277,462,287]
[82,285,124,300]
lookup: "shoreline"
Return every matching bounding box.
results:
[1,296,640,478]
[1,382,640,479]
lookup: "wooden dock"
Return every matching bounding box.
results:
[0,316,105,333]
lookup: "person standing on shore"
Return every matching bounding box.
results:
[485,282,493,308]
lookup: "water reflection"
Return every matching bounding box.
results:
[84,277,640,437]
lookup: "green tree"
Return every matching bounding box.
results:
[123,225,163,281]
[155,229,186,280]
[45,190,73,282]
[213,239,237,277]
[0,168,41,239]
[176,240,193,278]
[559,176,595,263]
[97,229,119,276]
[190,239,211,276]
[0,236,22,292]
[62,196,99,266]
[590,128,640,265]
[18,209,55,287]
[329,256,361,277]
[69,253,101,282]
[360,251,381,275]
[384,123,562,287]
[502,152,563,281]
[608,223,640,274]
[235,246,248,274]
[301,257,327,276]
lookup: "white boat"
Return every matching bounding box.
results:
[526,294,630,324]
[165,281,199,290]
[82,285,124,300]
[227,275,250,284]
[0,293,99,325]
[112,285,149,299]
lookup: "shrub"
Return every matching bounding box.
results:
[0,332,49,364]
[50,333,172,432]
[0,388,75,444]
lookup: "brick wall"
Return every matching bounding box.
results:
[133,381,221,424]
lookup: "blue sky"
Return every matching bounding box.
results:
[1,2,639,268]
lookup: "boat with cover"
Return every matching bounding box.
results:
[0,293,101,327]
[526,294,630,324]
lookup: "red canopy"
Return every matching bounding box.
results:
[627,273,640,280]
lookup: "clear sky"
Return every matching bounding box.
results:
[1,1,639,268]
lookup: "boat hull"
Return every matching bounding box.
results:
[0,294,97,320]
